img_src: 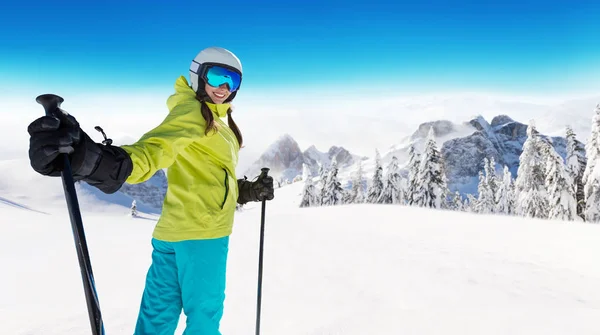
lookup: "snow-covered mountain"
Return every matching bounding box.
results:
[241,134,304,182]
[118,169,168,211]
[242,134,364,183]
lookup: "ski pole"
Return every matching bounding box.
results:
[36,94,105,335]
[256,167,269,335]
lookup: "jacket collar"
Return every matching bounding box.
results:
[204,101,230,118]
[169,76,231,118]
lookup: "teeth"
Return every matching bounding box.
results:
[214,92,225,98]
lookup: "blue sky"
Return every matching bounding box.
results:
[1,0,599,96]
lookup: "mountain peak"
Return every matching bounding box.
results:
[276,133,296,143]
[468,115,491,132]
[411,120,456,140]
[243,134,304,182]
[491,115,515,127]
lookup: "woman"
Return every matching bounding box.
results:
[27,46,274,334]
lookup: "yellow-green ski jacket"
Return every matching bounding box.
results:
[120,76,240,242]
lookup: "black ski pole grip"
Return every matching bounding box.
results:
[36,94,64,117]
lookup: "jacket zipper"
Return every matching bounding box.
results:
[221,168,229,209]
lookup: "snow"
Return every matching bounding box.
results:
[1,163,600,334]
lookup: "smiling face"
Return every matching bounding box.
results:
[204,83,231,104]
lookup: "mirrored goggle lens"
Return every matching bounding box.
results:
[205,66,241,92]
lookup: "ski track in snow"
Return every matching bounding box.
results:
[0,195,49,215]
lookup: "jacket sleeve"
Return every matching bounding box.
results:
[120,101,206,184]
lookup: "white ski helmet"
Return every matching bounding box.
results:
[189,46,243,93]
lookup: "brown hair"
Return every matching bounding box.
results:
[198,99,243,148]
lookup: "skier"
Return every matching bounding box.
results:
[27,46,274,334]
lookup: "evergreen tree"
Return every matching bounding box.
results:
[131,200,138,217]
[322,157,344,206]
[398,177,408,205]
[583,104,600,222]
[317,162,328,206]
[366,149,384,203]
[485,157,498,210]
[514,121,549,219]
[440,172,452,209]
[476,170,493,214]
[341,183,353,205]
[465,194,478,213]
[346,159,365,204]
[378,156,402,204]
[406,145,420,205]
[565,126,587,220]
[413,127,447,209]
[545,144,578,221]
[495,165,515,215]
[300,164,318,208]
[452,191,464,211]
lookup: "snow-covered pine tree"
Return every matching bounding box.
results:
[406,144,420,206]
[398,177,408,205]
[495,165,515,215]
[565,126,587,220]
[484,157,498,211]
[440,173,452,209]
[465,194,478,213]
[300,163,318,208]
[302,162,310,181]
[378,156,403,204]
[131,200,138,217]
[583,104,600,222]
[345,159,365,204]
[545,143,578,221]
[366,149,384,203]
[476,170,495,214]
[321,157,344,206]
[317,162,328,206]
[412,127,447,209]
[514,121,549,219]
[452,191,464,211]
[341,183,353,205]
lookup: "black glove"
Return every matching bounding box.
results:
[28,114,81,176]
[27,114,133,194]
[237,173,275,205]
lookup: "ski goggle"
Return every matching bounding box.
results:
[202,64,242,92]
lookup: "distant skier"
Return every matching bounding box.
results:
[27,46,274,334]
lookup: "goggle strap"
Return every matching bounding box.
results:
[190,60,201,74]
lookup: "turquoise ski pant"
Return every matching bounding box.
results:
[134,236,229,335]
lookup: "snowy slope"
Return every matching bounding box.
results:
[1,172,600,334]
[0,158,160,215]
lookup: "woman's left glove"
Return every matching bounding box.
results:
[237,173,275,205]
